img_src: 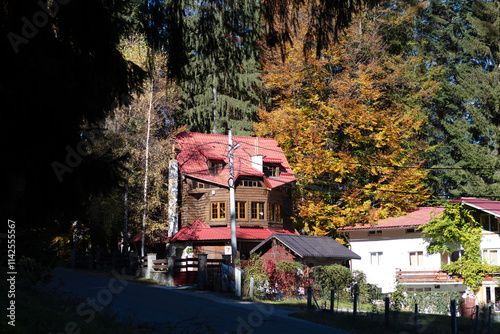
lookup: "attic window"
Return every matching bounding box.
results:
[264,164,280,178]
[207,160,224,175]
[241,180,262,187]
[192,181,216,189]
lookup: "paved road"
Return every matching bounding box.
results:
[50,268,352,334]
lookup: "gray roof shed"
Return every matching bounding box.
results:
[250,234,361,260]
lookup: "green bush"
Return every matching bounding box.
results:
[18,256,52,289]
[392,281,462,315]
[311,264,352,300]
[243,253,269,298]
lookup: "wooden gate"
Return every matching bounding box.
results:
[173,257,198,286]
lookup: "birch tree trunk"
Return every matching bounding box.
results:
[141,77,153,257]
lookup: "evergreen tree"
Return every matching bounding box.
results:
[418,0,500,199]
[166,0,261,135]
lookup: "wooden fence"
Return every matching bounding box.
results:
[71,250,231,289]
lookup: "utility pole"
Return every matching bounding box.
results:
[228,130,241,296]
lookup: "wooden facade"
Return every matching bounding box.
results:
[179,176,293,231]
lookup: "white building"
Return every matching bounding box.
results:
[342,199,500,311]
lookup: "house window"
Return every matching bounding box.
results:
[268,203,275,222]
[241,180,262,187]
[451,250,464,262]
[264,165,280,177]
[193,181,216,189]
[267,203,282,222]
[207,160,224,175]
[370,252,383,265]
[236,202,247,220]
[409,251,424,266]
[406,228,416,233]
[481,214,499,232]
[251,202,265,220]
[211,202,226,220]
[483,249,499,265]
[368,230,382,236]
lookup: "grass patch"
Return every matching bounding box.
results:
[257,297,379,313]
[291,309,500,334]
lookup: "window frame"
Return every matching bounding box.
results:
[207,160,224,176]
[251,202,265,220]
[236,201,247,220]
[409,251,424,266]
[482,249,499,265]
[264,164,281,178]
[211,202,226,220]
[370,252,383,265]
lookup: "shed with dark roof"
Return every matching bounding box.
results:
[250,234,361,267]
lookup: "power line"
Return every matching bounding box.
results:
[235,140,500,171]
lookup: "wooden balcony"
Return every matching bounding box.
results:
[395,269,462,284]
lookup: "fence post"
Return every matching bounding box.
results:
[384,296,390,328]
[197,254,207,290]
[249,277,254,300]
[235,267,242,297]
[146,253,156,279]
[307,287,312,311]
[166,256,175,286]
[450,299,457,334]
[88,250,93,270]
[330,290,335,314]
[71,249,76,268]
[474,304,479,334]
[414,303,418,334]
[487,306,491,334]
[353,293,358,320]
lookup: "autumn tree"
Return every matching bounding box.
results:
[82,34,181,252]
[255,2,436,236]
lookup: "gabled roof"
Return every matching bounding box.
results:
[452,197,500,217]
[251,234,361,260]
[175,132,295,189]
[340,207,444,231]
[170,219,296,242]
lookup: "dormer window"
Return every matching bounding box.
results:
[240,180,262,187]
[264,164,280,178]
[207,160,224,175]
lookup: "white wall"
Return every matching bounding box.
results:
[349,229,442,293]
[349,228,499,293]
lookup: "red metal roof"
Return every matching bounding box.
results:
[340,207,444,231]
[170,218,296,242]
[175,132,295,189]
[452,197,500,217]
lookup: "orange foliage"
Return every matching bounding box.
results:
[255,3,436,236]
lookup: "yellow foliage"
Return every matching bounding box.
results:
[256,2,435,236]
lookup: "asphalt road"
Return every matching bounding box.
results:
[49,267,353,334]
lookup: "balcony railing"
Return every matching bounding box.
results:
[395,269,461,283]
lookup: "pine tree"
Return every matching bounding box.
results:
[168,0,261,135]
[418,0,500,199]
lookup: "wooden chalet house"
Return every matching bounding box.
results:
[169,132,296,262]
